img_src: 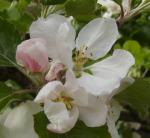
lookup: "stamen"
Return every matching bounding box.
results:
[52,95,74,110]
[73,45,88,77]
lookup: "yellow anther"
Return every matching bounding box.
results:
[73,45,88,77]
[52,95,73,110]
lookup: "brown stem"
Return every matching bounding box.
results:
[116,4,125,27]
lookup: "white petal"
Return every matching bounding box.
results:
[3,101,39,138]
[98,0,121,15]
[44,101,79,133]
[30,14,75,68]
[64,71,90,107]
[78,72,120,96]
[76,18,119,59]
[83,49,135,96]
[90,49,135,80]
[34,81,63,103]
[79,98,108,127]
[0,108,11,138]
[107,100,122,138]
[65,70,79,92]
[25,101,42,114]
[122,0,131,13]
[72,87,90,107]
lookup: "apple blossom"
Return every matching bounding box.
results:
[106,100,122,138]
[98,0,131,17]
[29,14,135,135]
[0,101,41,138]
[98,0,121,17]
[16,38,49,73]
[34,71,108,133]
[30,14,135,97]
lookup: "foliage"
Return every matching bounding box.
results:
[115,78,150,118]
[0,18,20,67]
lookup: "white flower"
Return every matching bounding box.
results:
[98,0,121,17]
[30,14,135,134]
[107,100,122,138]
[30,14,119,67]
[0,101,41,138]
[34,71,108,133]
[98,0,131,17]
[29,14,135,97]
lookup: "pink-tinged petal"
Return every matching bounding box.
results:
[16,38,49,73]
[30,14,75,68]
[45,61,66,82]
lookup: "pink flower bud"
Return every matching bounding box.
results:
[16,38,49,73]
[45,61,66,82]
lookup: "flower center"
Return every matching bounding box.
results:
[73,45,88,77]
[52,95,73,110]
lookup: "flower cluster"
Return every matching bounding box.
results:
[16,14,135,136]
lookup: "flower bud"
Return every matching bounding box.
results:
[45,61,66,82]
[16,38,49,73]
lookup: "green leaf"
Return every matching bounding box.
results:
[123,40,143,65]
[0,94,16,112]
[0,18,21,67]
[0,82,14,111]
[34,112,111,138]
[17,0,32,11]
[0,92,33,112]
[7,6,21,21]
[0,0,35,34]
[5,79,22,90]
[142,48,150,69]
[0,54,14,67]
[0,0,10,11]
[0,82,13,99]
[115,78,150,118]
[0,81,32,112]
[42,0,67,5]
[65,0,97,21]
